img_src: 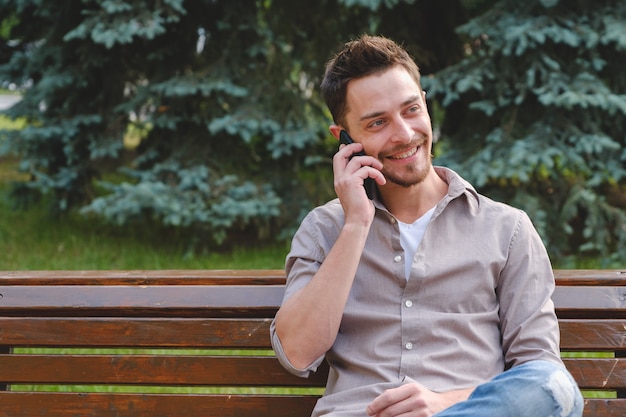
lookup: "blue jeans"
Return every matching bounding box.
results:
[435,360,584,417]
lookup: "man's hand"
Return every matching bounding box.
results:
[366,381,474,417]
[333,142,384,224]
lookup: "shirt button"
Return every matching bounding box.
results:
[405,342,413,350]
[404,300,413,308]
[394,255,402,263]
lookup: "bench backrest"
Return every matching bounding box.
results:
[0,269,624,417]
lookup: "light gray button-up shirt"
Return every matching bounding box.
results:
[270,167,562,417]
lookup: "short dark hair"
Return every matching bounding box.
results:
[320,34,422,127]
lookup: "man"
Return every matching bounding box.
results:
[270,35,583,417]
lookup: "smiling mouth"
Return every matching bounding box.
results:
[389,146,419,160]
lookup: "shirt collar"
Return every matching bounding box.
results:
[372,166,480,216]
[433,166,481,211]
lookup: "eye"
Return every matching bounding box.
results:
[368,119,385,128]
[407,105,420,114]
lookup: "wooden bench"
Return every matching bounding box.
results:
[0,269,624,417]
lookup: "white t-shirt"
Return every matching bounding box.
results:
[398,206,436,279]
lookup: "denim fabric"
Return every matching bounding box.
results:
[435,360,584,417]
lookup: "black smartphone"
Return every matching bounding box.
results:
[339,130,376,200]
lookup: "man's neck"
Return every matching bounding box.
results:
[378,167,448,223]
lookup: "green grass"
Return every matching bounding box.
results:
[0,112,26,130]
[0,157,288,270]
[9,384,323,395]
[0,194,288,270]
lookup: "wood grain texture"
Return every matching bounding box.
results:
[0,354,328,386]
[1,269,625,417]
[0,392,320,417]
[0,317,273,348]
[0,393,622,417]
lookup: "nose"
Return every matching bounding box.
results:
[389,117,413,143]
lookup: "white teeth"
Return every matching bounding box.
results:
[391,147,418,159]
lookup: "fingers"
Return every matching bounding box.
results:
[366,384,413,417]
[333,142,363,173]
[366,382,436,417]
[333,143,384,188]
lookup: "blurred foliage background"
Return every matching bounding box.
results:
[0,0,624,268]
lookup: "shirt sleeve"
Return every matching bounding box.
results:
[270,316,326,378]
[270,205,341,378]
[496,210,563,369]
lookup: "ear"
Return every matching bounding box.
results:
[329,124,343,141]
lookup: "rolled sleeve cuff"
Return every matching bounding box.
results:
[270,318,325,378]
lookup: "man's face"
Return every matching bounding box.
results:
[343,65,433,188]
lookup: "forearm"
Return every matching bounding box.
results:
[274,222,369,369]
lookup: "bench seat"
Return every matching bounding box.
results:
[0,269,624,417]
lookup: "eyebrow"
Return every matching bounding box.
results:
[359,94,421,122]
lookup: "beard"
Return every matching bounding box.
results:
[379,139,432,188]
[383,162,431,187]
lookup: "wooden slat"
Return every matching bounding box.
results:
[0,269,287,286]
[0,318,273,348]
[554,270,626,286]
[0,392,320,417]
[2,269,624,286]
[5,315,620,352]
[4,286,625,318]
[559,320,626,351]
[0,355,328,387]
[5,319,625,352]
[1,269,624,285]
[582,398,626,417]
[0,285,284,317]
[562,358,626,390]
[553,286,626,319]
[0,392,623,417]
[4,284,623,318]
[2,355,623,391]
[1,269,624,286]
